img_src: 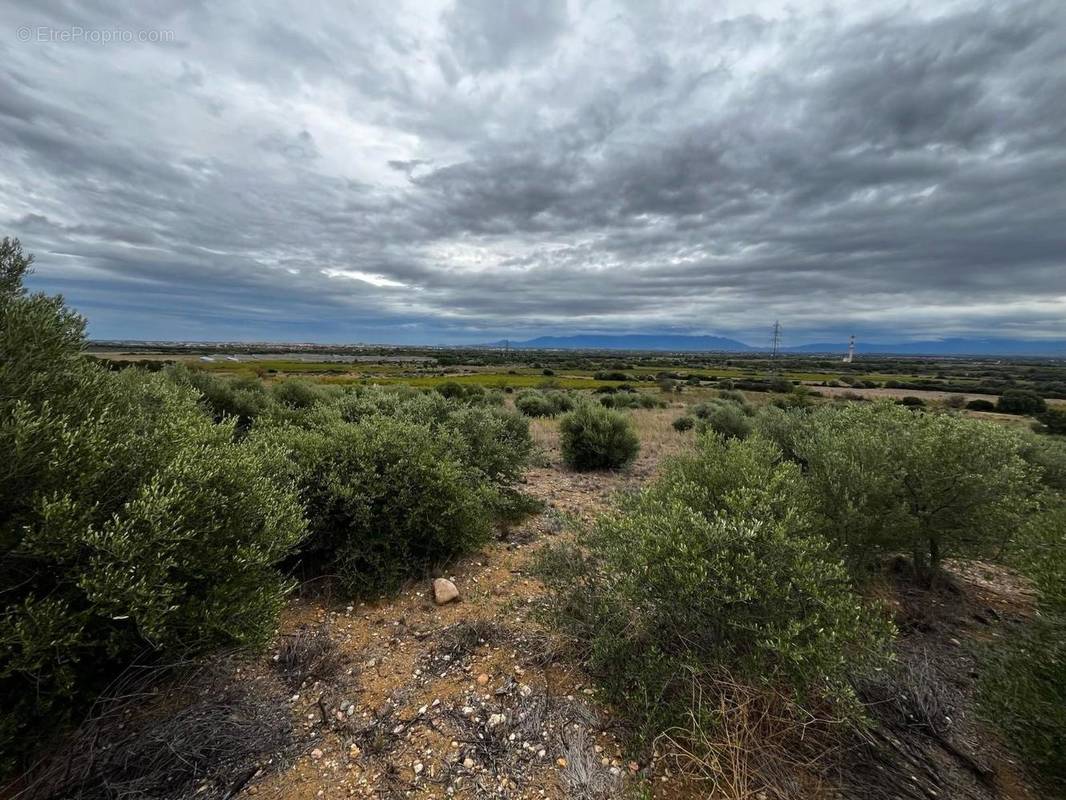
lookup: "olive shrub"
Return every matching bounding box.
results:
[538,434,892,742]
[0,240,305,768]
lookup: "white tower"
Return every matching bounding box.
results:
[843,335,855,364]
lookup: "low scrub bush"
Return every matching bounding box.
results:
[538,434,892,744]
[1038,406,1066,436]
[646,434,811,524]
[1019,433,1066,491]
[256,417,492,595]
[435,381,495,404]
[695,400,753,440]
[274,385,533,492]
[780,402,1036,583]
[442,404,533,487]
[559,403,640,470]
[515,389,564,417]
[672,415,695,432]
[772,386,817,410]
[997,389,1047,415]
[272,378,329,409]
[1,241,304,771]
[598,391,663,410]
[165,365,273,429]
[966,398,996,412]
[751,405,807,463]
[980,502,1066,793]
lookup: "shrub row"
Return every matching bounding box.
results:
[541,398,1055,774]
[0,239,534,772]
[0,246,305,771]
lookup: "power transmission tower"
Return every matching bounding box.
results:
[767,320,783,378]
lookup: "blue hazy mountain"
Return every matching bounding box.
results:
[495,335,1066,356]
[497,334,753,351]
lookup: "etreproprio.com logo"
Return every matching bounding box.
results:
[16,25,176,44]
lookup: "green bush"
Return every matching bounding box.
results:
[256,417,492,595]
[980,615,1066,793]
[515,390,559,417]
[789,402,1036,582]
[672,415,695,432]
[294,385,533,490]
[1019,434,1066,491]
[443,404,534,488]
[966,398,996,412]
[546,390,575,413]
[693,394,750,419]
[559,403,640,470]
[717,389,748,406]
[751,405,807,463]
[166,365,273,428]
[647,433,811,525]
[980,502,1066,793]
[599,391,663,410]
[538,434,892,742]
[696,400,753,440]
[772,386,817,411]
[997,389,1047,415]
[768,377,793,394]
[246,382,532,594]
[1038,406,1066,436]
[434,382,501,405]
[272,378,327,409]
[0,242,304,769]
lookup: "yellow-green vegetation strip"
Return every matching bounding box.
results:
[347,373,624,389]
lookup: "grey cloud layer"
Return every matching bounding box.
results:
[2,0,1065,343]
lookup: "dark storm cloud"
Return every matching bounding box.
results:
[1,0,1065,343]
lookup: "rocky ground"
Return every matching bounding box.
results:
[238,414,683,800]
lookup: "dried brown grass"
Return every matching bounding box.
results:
[655,675,845,800]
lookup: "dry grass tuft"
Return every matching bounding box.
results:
[433,619,505,663]
[655,675,843,800]
[558,726,623,800]
[274,624,345,690]
[15,658,294,800]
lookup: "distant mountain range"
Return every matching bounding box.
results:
[496,334,752,352]
[493,335,1066,357]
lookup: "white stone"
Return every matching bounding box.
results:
[433,578,460,605]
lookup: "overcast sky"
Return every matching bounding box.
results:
[2,0,1065,345]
